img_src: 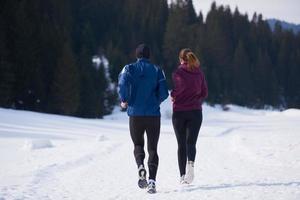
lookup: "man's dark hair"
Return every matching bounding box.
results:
[136,44,150,59]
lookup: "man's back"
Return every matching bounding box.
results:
[118,58,168,116]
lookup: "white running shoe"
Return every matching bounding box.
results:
[180,175,188,184]
[147,179,156,194]
[185,161,194,184]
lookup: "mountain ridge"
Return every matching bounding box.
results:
[267,18,300,33]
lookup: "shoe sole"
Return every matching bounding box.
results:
[180,180,189,184]
[138,179,148,189]
[147,188,156,194]
[185,175,194,184]
[138,169,147,189]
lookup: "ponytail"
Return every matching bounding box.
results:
[179,48,200,70]
[186,52,200,70]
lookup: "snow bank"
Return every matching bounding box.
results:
[104,96,281,121]
[282,108,300,117]
[23,139,54,150]
[96,134,109,142]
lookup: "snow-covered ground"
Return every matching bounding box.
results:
[0,98,300,200]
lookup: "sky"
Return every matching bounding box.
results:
[190,0,300,24]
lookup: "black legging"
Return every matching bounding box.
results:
[172,110,202,176]
[129,116,160,180]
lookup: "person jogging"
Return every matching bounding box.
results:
[171,48,208,184]
[118,44,169,193]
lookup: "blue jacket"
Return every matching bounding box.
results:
[118,58,169,116]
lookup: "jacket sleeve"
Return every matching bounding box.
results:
[118,65,130,102]
[170,70,184,98]
[157,68,169,103]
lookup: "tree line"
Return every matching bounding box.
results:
[0,0,299,118]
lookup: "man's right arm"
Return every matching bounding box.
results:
[118,66,130,103]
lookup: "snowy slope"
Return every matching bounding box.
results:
[0,99,300,200]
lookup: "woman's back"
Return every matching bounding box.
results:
[171,64,207,111]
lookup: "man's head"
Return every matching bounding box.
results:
[136,44,150,59]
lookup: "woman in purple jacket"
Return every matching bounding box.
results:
[171,48,208,184]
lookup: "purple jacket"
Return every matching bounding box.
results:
[171,64,208,111]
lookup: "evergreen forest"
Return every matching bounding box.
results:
[1,0,299,118]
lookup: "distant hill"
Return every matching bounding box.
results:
[267,19,300,34]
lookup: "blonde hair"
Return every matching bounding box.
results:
[179,48,200,70]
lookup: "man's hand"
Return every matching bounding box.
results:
[120,102,128,109]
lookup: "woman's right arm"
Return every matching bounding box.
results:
[171,71,183,99]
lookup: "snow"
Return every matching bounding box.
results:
[23,139,53,150]
[96,134,109,142]
[0,99,300,200]
[92,55,111,81]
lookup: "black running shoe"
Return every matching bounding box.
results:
[138,165,148,189]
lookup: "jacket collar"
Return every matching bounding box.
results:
[137,58,150,63]
[179,64,201,74]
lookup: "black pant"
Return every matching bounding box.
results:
[172,110,202,176]
[129,116,160,180]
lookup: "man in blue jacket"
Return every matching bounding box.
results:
[118,44,169,194]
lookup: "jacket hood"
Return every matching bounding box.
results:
[179,64,201,75]
[136,58,150,77]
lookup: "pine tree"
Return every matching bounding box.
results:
[286,50,300,107]
[232,40,253,105]
[163,0,198,86]
[276,31,294,94]
[76,46,98,117]
[253,49,278,106]
[10,1,40,110]
[0,15,15,108]
[186,0,198,24]
[93,63,108,117]
[205,2,234,104]
[106,40,127,82]
[232,7,251,48]
[50,42,80,115]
